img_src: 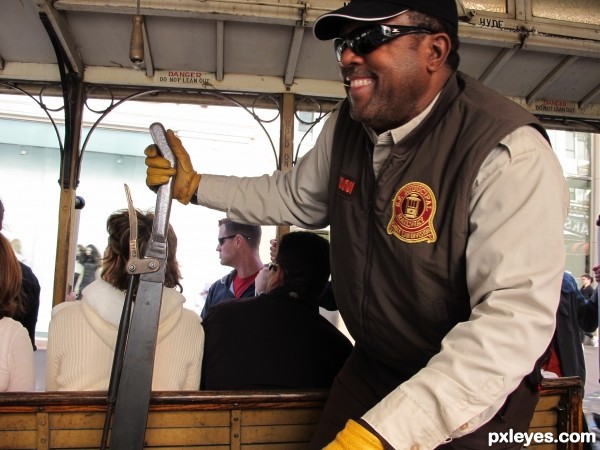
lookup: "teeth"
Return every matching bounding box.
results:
[349,78,372,88]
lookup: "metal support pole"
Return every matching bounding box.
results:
[277,93,295,241]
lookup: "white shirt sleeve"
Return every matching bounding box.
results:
[197,109,339,228]
[362,126,569,449]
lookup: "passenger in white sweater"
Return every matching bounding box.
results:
[0,316,34,391]
[46,209,204,391]
[0,200,34,392]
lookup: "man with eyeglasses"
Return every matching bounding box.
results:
[145,0,568,448]
[200,218,264,319]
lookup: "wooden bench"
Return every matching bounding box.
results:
[0,377,585,450]
[528,377,585,450]
[0,390,327,450]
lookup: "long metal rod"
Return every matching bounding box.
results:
[107,123,176,450]
[100,274,136,450]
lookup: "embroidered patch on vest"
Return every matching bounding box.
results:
[387,182,437,243]
[337,173,356,199]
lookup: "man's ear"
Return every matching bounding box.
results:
[426,33,451,72]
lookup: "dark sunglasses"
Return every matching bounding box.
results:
[218,234,251,246]
[333,24,433,61]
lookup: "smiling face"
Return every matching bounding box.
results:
[338,12,452,132]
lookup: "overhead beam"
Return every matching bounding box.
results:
[0,62,61,82]
[459,24,600,58]
[478,48,517,85]
[508,96,600,122]
[4,63,600,123]
[54,0,336,26]
[579,84,600,110]
[86,66,346,98]
[526,55,578,104]
[284,26,305,88]
[0,62,345,98]
[33,0,83,76]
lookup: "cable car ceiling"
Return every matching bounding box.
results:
[0,0,599,121]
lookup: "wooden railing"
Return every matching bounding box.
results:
[0,377,585,450]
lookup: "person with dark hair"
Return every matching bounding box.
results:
[46,209,204,391]
[11,262,40,350]
[580,274,594,300]
[0,199,40,351]
[76,244,101,300]
[578,274,596,344]
[72,244,85,296]
[145,0,568,447]
[201,231,352,390]
[544,272,598,381]
[268,237,337,311]
[200,218,264,319]
[542,272,598,450]
[0,199,34,391]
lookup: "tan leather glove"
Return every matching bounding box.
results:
[144,129,201,205]
[325,420,384,450]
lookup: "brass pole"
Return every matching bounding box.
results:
[276,93,295,242]
[53,78,84,307]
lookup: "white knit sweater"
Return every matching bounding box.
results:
[46,279,204,391]
[0,317,34,391]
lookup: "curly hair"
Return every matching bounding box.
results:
[82,244,102,265]
[101,209,182,292]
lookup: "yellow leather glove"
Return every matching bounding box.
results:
[145,129,201,205]
[325,419,384,450]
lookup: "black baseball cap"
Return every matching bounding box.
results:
[313,0,458,40]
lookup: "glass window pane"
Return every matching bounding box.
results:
[532,0,600,25]
[548,129,591,177]
[462,0,507,14]
[0,93,279,339]
[549,128,595,277]
[564,178,591,277]
[294,108,330,161]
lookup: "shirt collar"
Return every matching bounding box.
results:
[364,92,441,145]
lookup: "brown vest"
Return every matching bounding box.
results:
[328,72,548,378]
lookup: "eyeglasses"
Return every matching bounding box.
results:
[217,234,251,246]
[333,24,433,61]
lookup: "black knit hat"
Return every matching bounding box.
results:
[313,0,458,40]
